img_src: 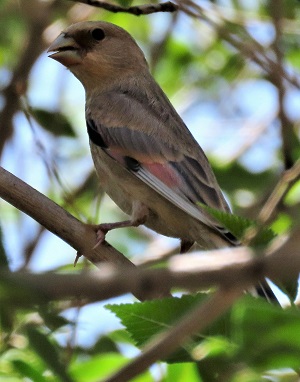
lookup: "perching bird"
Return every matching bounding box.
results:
[47,21,238,252]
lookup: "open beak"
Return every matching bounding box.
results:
[47,34,82,66]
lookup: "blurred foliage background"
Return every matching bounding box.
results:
[1,0,300,381]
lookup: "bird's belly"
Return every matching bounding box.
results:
[90,144,225,248]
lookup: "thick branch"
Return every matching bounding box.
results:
[0,167,122,265]
[2,230,300,303]
[2,230,299,380]
[0,166,166,300]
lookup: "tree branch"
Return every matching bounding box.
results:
[67,0,178,15]
[0,166,167,300]
[0,20,47,156]
[269,0,295,169]
[0,0,63,158]
[258,159,300,224]
[2,229,300,303]
[243,159,300,244]
[176,0,300,90]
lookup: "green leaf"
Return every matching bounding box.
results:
[108,328,136,345]
[271,213,292,235]
[165,363,201,382]
[213,163,276,195]
[70,353,152,382]
[154,37,196,94]
[32,108,76,137]
[107,294,300,373]
[70,354,126,382]
[106,294,207,363]
[287,49,300,70]
[230,297,300,371]
[88,335,119,355]
[200,204,276,247]
[285,180,300,206]
[26,326,74,382]
[12,359,45,382]
[220,53,245,81]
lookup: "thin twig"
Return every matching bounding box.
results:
[258,159,300,224]
[67,0,178,15]
[242,159,300,245]
[176,0,300,90]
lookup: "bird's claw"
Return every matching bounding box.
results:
[92,223,112,249]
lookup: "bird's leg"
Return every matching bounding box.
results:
[93,201,149,248]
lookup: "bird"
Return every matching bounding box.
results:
[47,20,238,252]
[47,21,280,303]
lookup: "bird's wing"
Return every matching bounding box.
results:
[87,83,233,240]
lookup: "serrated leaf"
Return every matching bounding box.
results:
[26,326,74,382]
[106,294,300,371]
[106,294,206,363]
[32,108,76,137]
[200,204,276,247]
[108,328,136,345]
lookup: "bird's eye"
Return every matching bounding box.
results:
[91,28,105,41]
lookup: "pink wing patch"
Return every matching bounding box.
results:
[108,146,181,189]
[144,162,181,188]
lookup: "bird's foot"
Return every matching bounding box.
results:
[91,202,149,249]
[91,220,136,249]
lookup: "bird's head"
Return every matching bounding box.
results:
[48,21,148,91]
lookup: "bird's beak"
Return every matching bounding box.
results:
[47,34,82,66]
